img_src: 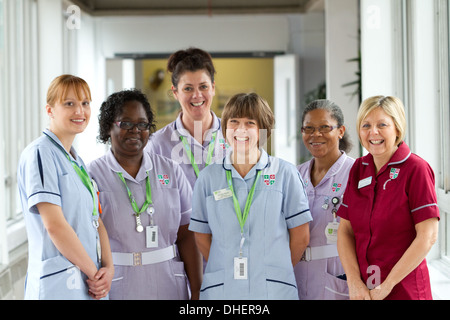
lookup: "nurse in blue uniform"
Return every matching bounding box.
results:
[189,93,312,300]
[17,75,114,300]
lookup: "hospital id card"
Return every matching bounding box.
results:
[213,187,233,201]
[234,257,248,280]
[325,221,339,244]
[146,226,158,248]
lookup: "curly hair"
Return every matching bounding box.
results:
[98,89,156,144]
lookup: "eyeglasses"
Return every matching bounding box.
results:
[114,121,151,131]
[301,125,338,134]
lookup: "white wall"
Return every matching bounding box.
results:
[360,0,404,99]
[325,0,360,159]
[77,12,328,164]
[97,15,290,58]
[37,0,64,131]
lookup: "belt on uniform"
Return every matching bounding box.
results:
[112,245,177,266]
[301,245,339,261]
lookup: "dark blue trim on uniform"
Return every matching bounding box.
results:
[285,209,310,221]
[266,279,297,289]
[37,149,44,187]
[190,217,209,224]
[40,267,69,280]
[200,283,224,292]
[28,191,61,199]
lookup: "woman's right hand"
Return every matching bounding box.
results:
[347,278,371,300]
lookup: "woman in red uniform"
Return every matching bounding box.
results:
[337,95,439,300]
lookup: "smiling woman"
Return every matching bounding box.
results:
[145,48,226,189]
[17,74,114,300]
[337,95,440,300]
[88,88,202,299]
[189,92,312,300]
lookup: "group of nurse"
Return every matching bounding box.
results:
[17,47,439,300]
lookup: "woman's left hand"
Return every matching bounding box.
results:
[87,266,114,300]
[369,281,393,300]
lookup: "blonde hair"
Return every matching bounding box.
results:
[357,95,406,146]
[46,74,91,106]
[221,93,275,141]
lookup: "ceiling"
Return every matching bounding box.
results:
[69,0,324,16]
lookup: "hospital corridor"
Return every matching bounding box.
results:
[0,0,449,302]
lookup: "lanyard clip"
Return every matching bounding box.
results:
[239,232,245,258]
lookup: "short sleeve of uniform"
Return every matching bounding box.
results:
[20,145,62,214]
[408,158,440,224]
[189,172,212,234]
[282,164,312,229]
[336,169,354,221]
[174,163,193,226]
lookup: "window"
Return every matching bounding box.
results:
[436,0,450,263]
[0,0,39,265]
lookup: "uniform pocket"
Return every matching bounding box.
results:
[265,265,299,300]
[172,260,189,299]
[39,255,89,300]
[200,269,224,300]
[324,272,349,300]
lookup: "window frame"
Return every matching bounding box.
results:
[0,0,39,266]
[436,0,450,264]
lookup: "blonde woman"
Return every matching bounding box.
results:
[337,95,439,300]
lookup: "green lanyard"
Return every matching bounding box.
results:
[179,131,217,177]
[226,170,262,235]
[45,135,98,217]
[116,172,152,217]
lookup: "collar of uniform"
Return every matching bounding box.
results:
[308,151,349,179]
[105,148,153,182]
[223,148,269,179]
[43,128,80,163]
[174,111,221,139]
[361,141,411,174]
[386,141,411,166]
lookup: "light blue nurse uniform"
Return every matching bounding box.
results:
[17,129,101,300]
[189,149,312,300]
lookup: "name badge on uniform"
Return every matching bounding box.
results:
[234,257,248,279]
[358,176,372,189]
[213,187,233,201]
[325,221,339,244]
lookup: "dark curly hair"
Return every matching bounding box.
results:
[98,89,156,144]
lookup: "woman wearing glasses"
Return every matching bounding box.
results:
[145,47,227,188]
[337,96,439,300]
[17,74,113,299]
[294,100,355,300]
[88,89,202,299]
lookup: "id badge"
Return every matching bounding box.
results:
[146,226,159,248]
[325,221,339,244]
[234,257,248,280]
[213,187,233,201]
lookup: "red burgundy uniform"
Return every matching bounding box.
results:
[337,142,440,300]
